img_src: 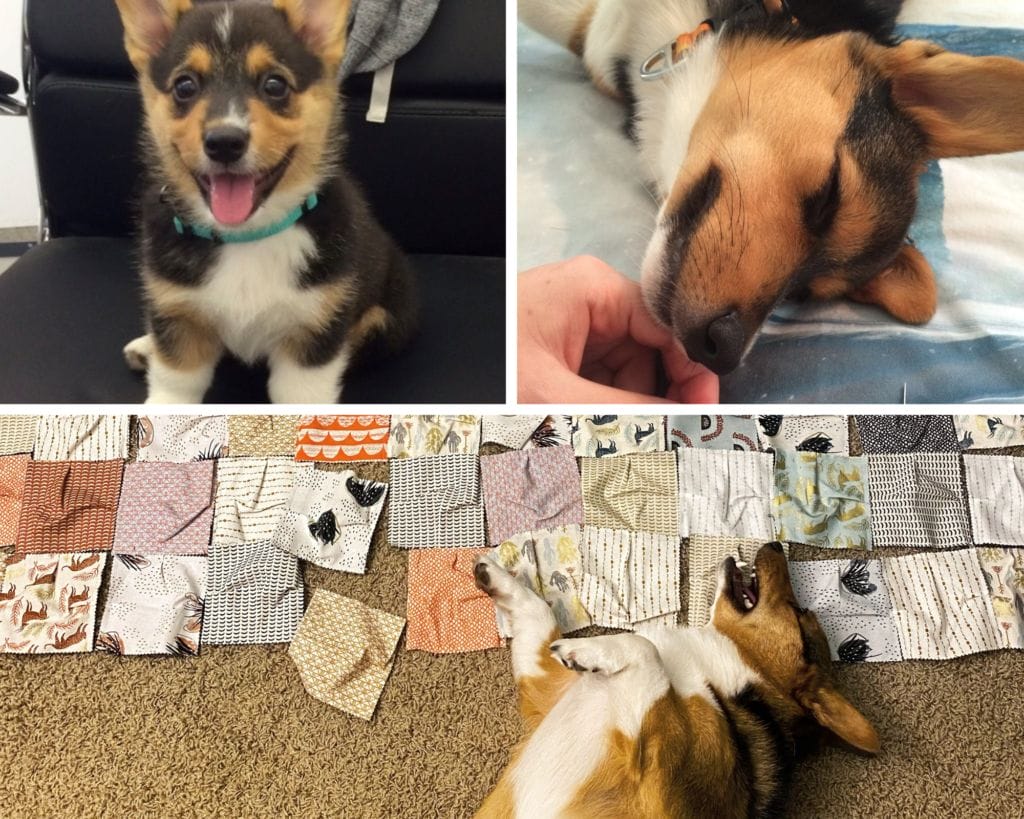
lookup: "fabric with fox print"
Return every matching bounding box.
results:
[387,415,481,458]
[0,415,39,456]
[977,547,1024,650]
[387,454,485,549]
[571,414,666,458]
[756,415,849,455]
[295,415,390,462]
[677,450,775,539]
[113,461,215,555]
[211,457,297,546]
[34,415,130,461]
[953,414,1024,450]
[581,452,678,537]
[227,415,300,457]
[0,455,29,546]
[773,453,872,549]
[667,415,760,451]
[685,534,780,628]
[135,414,228,462]
[963,455,1024,546]
[481,415,548,450]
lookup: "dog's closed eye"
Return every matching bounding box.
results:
[802,154,841,236]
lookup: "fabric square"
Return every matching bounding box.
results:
[481,415,547,450]
[0,416,39,455]
[488,524,590,635]
[677,450,774,539]
[387,454,485,549]
[977,547,1024,650]
[34,415,130,461]
[480,446,583,544]
[883,549,1001,660]
[112,462,215,555]
[524,415,573,449]
[0,552,106,653]
[202,539,303,645]
[668,415,760,451]
[16,460,124,554]
[853,415,959,454]
[571,414,665,457]
[954,414,1024,450]
[288,589,404,721]
[0,455,30,545]
[868,453,972,549]
[406,548,501,653]
[756,415,849,455]
[227,415,299,457]
[686,534,774,627]
[135,414,228,462]
[388,415,481,458]
[295,415,390,462]
[211,457,296,546]
[789,559,901,662]
[581,452,678,537]
[964,455,1024,545]
[97,554,208,656]
[772,452,871,549]
[271,464,386,573]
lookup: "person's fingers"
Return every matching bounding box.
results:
[552,370,680,404]
[585,272,675,352]
[666,369,720,403]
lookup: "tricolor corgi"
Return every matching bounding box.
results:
[115,0,417,403]
[520,0,1024,374]
[474,542,879,817]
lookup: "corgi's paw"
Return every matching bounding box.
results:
[124,334,153,372]
[550,634,658,676]
[474,557,517,599]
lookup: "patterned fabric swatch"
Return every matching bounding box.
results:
[488,524,590,635]
[579,527,680,629]
[288,589,404,721]
[571,414,665,457]
[16,460,124,554]
[34,415,130,461]
[0,416,39,455]
[524,415,573,449]
[789,558,902,663]
[388,415,481,458]
[112,462,215,555]
[581,452,678,537]
[977,548,1024,650]
[480,445,582,545]
[227,415,299,457]
[481,415,547,450]
[0,455,30,545]
[964,456,1024,545]
[202,539,303,645]
[406,548,501,653]
[883,549,1001,660]
[211,457,296,546]
[677,450,774,539]
[853,415,959,454]
[756,415,849,455]
[97,554,207,656]
[686,534,773,627]
[772,452,871,549]
[295,415,390,462]
[387,454,485,549]
[0,552,106,653]
[667,415,760,451]
[954,415,1024,450]
[271,465,386,573]
[867,454,972,549]
[135,415,228,462]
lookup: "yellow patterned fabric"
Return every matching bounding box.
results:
[227,415,300,456]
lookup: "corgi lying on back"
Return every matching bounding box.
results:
[474,543,879,817]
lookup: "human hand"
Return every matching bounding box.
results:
[518,256,720,403]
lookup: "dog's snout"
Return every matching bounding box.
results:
[203,125,250,165]
[683,310,745,374]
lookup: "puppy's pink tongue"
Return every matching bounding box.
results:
[209,174,256,225]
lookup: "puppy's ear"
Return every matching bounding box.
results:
[885,39,1024,158]
[274,0,353,66]
[799,684,880,755]
[114,0,192,69]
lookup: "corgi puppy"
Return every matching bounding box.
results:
[115,0,417,403]
[474,542,879,817]
[520,0,1024,374]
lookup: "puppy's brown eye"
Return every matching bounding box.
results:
[172,73,201,103]
[262,74,290,100]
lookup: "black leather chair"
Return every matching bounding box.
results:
[0,0,506,403]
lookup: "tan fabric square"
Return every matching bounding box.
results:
[212,457,296,546]
[0,455,30,545]
[581,453,678,536]
[0,416,39,456]
[227,415,300,456]
[288,589,405,721]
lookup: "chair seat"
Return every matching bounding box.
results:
[0,238,504,403]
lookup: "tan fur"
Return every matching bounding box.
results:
[849,243,937,324]
[272,0,352,68]
[344,305,391,350]
[245,43,281,78]
[184,44,213,75]
[262,80,339,204]
[143,276,223,369]
[568,4,596,59]
[115,0,193,69]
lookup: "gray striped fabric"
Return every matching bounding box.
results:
[677,450,775,539]
[34,415,130,461]
[212,457,297,546]
[964,455,1024,545]
[0,415,38,455]
[387,454,484,548]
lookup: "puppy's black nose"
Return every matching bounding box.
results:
[683,310,745,375]
[203,125,250,164]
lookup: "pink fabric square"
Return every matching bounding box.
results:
[112,462,215,555]
[480,445,583,544]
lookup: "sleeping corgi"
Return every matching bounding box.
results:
[114,0,417,403]
[474,542,879,817]
[520,0,1024,374]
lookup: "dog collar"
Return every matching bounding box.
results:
[172,192,320,244]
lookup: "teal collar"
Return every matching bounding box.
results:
[173,192,320,244]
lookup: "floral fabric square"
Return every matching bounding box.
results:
[295,415,390,462]
[571,414,665,457]
[97,554,207,656]
[954,415,1024,450]
[0,552,106,653]
[135,414,228,462]
[977,547,1024,650]
[34,415,130,461]
[481,415,547,450]
[0,455,30,545]
[772,452,871,549]
[756,415,849,455]
[271,464,387,573]
[686,534,776,627]
[0,416,39,456]
[963,455,1024,545]
[211,457,296,546]
[387,454,485,549]
[677,450,774,539]
[480,445,583,544]
[388,415,480,458]
[853,415,958,454]
[112,461,215,555]
[227,415,299,457]
[581,452,678,537]
[667,415,760,451]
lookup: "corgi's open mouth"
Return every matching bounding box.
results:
[196,148,295,226]
[725,556,759,612]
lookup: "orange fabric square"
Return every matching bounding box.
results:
[406,548,500,654]
[296,415,390,462]
[0,455,29,545]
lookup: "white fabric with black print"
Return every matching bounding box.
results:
[756,415,849,455]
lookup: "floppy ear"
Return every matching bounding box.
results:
[274,0,353,66]
[885,39,1024,159]
[114,0,192,70]
[800,685,880,755]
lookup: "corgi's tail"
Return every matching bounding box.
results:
[519,0,596,55]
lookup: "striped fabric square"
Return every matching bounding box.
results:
[227,415,300,457]
[977,547,1024,650]
[135,414,228,462]
[772,452,871,549]
[0,416,39,456]
[677,450,774,539]
[295,415,390,462]
[964,455,1024,545]
[686,534,774,627]
[388,415,481,458]
[571,414,665,457]
[387,454,484,549]
[883,549,1001,660]
[756,415,849,455]
[581,452,678,537]
[112,462,215,555]
[481,415,547,449]
[853,415,959,454]
[0,455,30,545]
[953,415,1024,450]
[667,415,760,451]
[34,415,130,461]
[211,457,296,546]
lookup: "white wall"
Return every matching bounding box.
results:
[0,1,40,230]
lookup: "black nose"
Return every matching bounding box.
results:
[682,310,745,374]
[203,126,250,164]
